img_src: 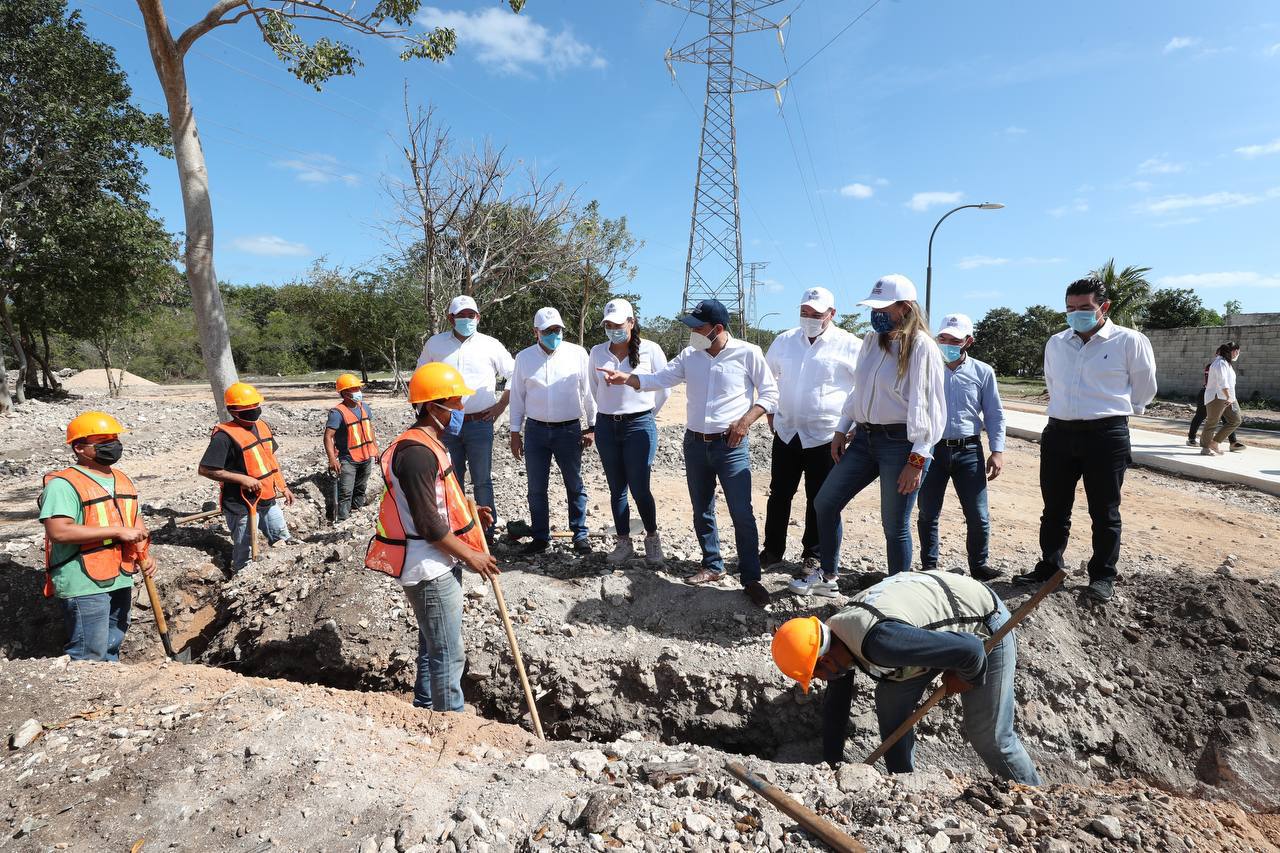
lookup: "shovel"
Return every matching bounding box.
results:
[242,488,261,561]
[128,538,192,662]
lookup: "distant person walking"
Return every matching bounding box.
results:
[1015,277,1157,603]
[1188,345,1244,452]
[588,298,669,565]
[1199,342,1243,456]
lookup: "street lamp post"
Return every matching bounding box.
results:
[756,312,779,346]
[926,202,1005,319]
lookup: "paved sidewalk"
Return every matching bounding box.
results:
[1004,410,1280,497]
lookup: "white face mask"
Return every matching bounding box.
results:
[799,316,826,338]
[689,331,713,351]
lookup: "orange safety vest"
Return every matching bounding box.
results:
[365,427,486,577]
[40,467,139,597]
[211,419,285,504]
[332,403,376,463]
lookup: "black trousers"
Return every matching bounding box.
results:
[1035,418,1131,582]
[762,433,835,560]
[1188,400,1238,445]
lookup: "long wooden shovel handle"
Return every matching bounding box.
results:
[469,499,545,741]
[864,569,1067,765]
[141,573,178,660]
[726,762,866,853]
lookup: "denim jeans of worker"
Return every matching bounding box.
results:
[61,588,132,662]
[223,499,291,571]
[762,433,835,561]
[524,419,588,543]
[683,431,761,583]
[864,603,1041,784]
[814,427,928,577]
[443,419,497,535]
[1035,419,1130,582]
[334,457,371,521]
[403,567,465,712]
[595,413,658,537]
[917,442,991,573]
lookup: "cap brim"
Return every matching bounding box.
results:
[678,315,704,328]
[857,298,896,309]
[801,300,832,312]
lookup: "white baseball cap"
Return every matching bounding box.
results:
[937,312,974,339]
[857,274,917,309]
[800,286,835,314]
[533,307,564,331]
[448,295,478,315]
[601,298,634,324]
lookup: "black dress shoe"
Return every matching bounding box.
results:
[519,539,550,556]
[758,549,784,569]
[1083,578,1114,602]
[572,538,592,556]
[744,581,770,608]
[971,566,1001,582]
[1013,567,1055,584]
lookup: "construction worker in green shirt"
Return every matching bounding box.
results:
[38,412,155,661]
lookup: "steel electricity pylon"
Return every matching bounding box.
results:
[658,0,786,336]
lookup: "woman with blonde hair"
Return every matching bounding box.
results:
[794,274,946,597]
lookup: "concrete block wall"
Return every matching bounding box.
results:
[1146,324,1280,401]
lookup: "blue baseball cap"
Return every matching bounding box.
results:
[680,299,730,329]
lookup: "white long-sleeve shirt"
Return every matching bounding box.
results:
[1203,355,1236,404]
[508,341,596,433]
[1043,320,1158,420]
[636,335,779,432]
[418,331,515,414]
[589,339,670,416]
[836,331,947,459]
[766,325,860,448]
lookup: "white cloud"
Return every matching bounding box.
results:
[906,191,963,212]
[874,177,890,186]
[839,183,874,199]
[957,255,1010,270]
[419,6,605,74]
[1048,199,1089,217]
[231,235,310,257]
[275,154,360,187]
[1003,126,1028,135]
[1127,180,1154,192]
[1235,138,1280,158]
[1163,36,1199,54]
[763,279,786,293]
[1267,43,1280,57]
[1137,187,1280,215]
[1137,156,1186,175]
[1157,271,1280,289]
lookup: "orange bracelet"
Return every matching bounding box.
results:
[907,453,926,470]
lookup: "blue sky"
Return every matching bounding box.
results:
[75,0,1280,328]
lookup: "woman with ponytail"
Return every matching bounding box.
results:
[589,298,670,565]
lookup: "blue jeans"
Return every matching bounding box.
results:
[442,419,496,534]
[917,442,991,572]
[594,413,658,537]
[403,567,465,711]
[864,602,1042,784]
[61,588,132,661]
[223,500,291,571]
[683,432,761,583]
[524,419,588,543]
[815,427,928,577]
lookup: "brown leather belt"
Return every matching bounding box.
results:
[686,429,727,442]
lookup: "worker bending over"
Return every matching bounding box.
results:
[773,570,1041,784]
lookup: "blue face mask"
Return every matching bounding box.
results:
[454,317,478,337]
[423,402,464,435]
[938,343,964,362]
[870,310,897,334]
[1066,309,1101,333]
[539,331,563,351]
[350,390,363,402]
[605,327,629,345]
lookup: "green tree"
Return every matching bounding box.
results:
[970,308,1023,375]
[1089,258,1152,327]
[1143,288,1221,330]
[0,0,168,411]
[835,311,870,336]
[1223,299,1242,319]
[133,0,528,417]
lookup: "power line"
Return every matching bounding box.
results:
[777,106,841,285]
[785,0,884,82]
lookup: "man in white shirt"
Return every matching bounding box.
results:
[1015,277,1157,602]
[508,307,597,557]
[762,287,859,577]
[599,299,779,608]
[418,295,515,538]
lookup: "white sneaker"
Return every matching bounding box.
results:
[606,536,634,564]
[643,533,665,565]
[788,569,839,597]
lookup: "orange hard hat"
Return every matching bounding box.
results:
[223,382,264,409]
[66,411,127,444]
[335,373,362,393]
[408,363,475,404]
[772,616,825,693]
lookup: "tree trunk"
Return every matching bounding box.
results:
[39,326,59,391]
[137,0,237,421]
[0,342,10,414]
[0,298,28,405]
[358,348,368,384]
[18,318,41,394]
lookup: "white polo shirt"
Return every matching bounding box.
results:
[418,331,515,414]
[509,341,597,433]
[766,324,860,448]
[637,334,779,433]
[589,339,670,416]
[1043,320,1158,420]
